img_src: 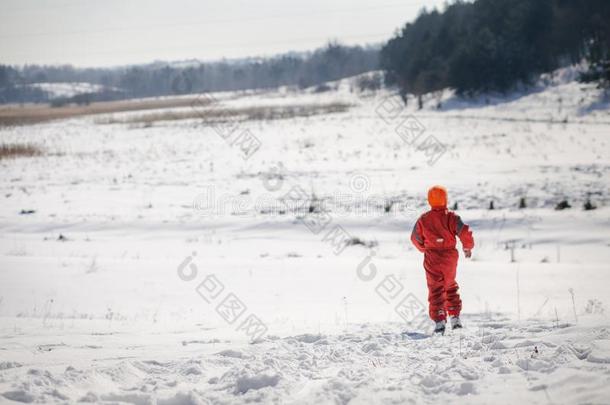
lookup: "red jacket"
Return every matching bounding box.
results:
[411,208,474,252]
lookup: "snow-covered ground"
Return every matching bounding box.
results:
[0,69,609,404]
[27,82,110,99]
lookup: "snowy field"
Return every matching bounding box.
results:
[1,71,609,404]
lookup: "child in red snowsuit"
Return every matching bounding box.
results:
[411,185,474,333]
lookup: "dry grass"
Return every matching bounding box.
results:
[0,96,214,127]
[97,102,353,126]
[0,143,43,160]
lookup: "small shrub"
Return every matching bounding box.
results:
[0,143,43,160]
[346,237,378,248]
[356,73,383,92]
[585,299,605,314]
[308,193,322,214]
[583,198,597,211]
[555,200,571,210]
[384,200,395,213]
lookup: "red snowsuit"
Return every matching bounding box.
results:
[411,208,474,321]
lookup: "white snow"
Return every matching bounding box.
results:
[27,82,110,99]
[0,66,609,404]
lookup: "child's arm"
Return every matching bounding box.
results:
[450,213,474,256]
[410,219,426,252]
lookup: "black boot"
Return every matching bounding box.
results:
[434,320,446,335]
[450,316,462,330]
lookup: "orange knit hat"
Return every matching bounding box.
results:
[427,185,447,208]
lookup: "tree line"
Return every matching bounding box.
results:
[0,43,379,104]
[381,0,610,99]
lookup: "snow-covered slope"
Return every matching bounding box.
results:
[1,316,608,404]
[0,67,609,404]
[28,82,109,99]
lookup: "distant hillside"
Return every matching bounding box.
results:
[381,0,610,98]
[0,43,379,104]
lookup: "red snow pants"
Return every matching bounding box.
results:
[423,248,461,321]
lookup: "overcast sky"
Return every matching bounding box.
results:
[0,0,447,67]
